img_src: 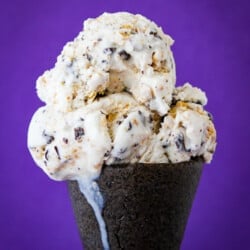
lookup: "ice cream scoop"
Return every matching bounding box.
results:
[37,12,175,115]
[27,12,216,250]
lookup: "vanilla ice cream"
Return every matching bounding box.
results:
[27,12,216,250]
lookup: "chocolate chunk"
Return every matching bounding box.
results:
[175,134,185,150]
[171,97,178,105]
[162,141,170,149]
[74,127,85,141]
[195,100,202,105]
[207,112,213,121]
[103,47,116,55]
[149,115,153,123]
[128,122,132,131]
[45,150,49,161]
[119,50,131,60]
[174,134,192,153]
[54,146,61,160]
[138,111,146,126]
[104,151,110,157]
[42,130,55,144]
[87,54,92,61]
[63,138,68,144]
[149,31,162,39]
[83,53,92,62]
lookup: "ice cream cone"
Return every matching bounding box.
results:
[68,157,203,250]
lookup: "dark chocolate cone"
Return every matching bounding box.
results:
[68,158,203,250]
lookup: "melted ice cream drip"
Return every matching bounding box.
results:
[77,178,109,250]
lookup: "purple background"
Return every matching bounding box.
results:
[1,0,249,249]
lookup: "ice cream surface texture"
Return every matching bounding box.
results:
[27,12,216,250]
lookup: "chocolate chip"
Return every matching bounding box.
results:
[171,97,178,105]
[207,112,213,121]
[42,130,54,144]
[128,122,132,131]
[86,54,92,61]
[62,138,68,144]
[45,150,49,161]
[149,115,153,123]
[83,53,92,62]
[175,134,185,150]
[162,141,170,149]
[195,100,202,105]
[119,50,131,60]
[54,146,61,160]
[104,151,110,157]
[103,47,116,55]
[74,127,85,141]
[149,31,162,39]
[138,111,146,126]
